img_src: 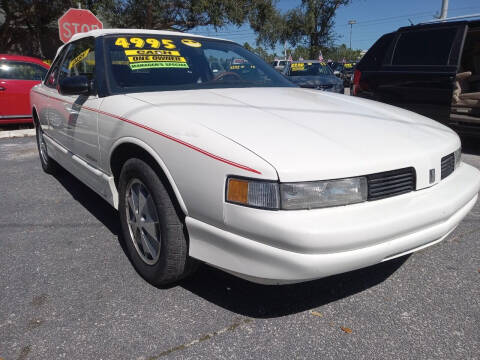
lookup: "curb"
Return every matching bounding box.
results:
[0,129,36,139]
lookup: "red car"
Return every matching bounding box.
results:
[0,54,50,124]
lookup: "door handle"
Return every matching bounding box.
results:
[0,86,5,91]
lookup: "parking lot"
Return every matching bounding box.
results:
[0,136,479,360]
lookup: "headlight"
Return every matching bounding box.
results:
[454,147,461,168]
[226,176,367,210]
[226,177,280,209]
[280,177,367,210]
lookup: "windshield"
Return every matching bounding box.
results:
[289,62,333,76]
[104,34,293,94]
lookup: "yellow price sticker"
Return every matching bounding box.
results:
[181,39,202,48]
[68,48,90,69]
[115,37,177,50]
[125,49,180,56]
[129,62,189,70]
[291,63,305,71]
[127,55,186,63]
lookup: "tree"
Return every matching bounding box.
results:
[291,45,309,60]
[323,43,362,61]
[243,41,277,63]
[254,0,351,59]
[98,0,277,31]
[0,0,115,59]
[0,0,277,59]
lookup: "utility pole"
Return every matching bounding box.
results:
[348,20,356,50]
[440,0,449,19]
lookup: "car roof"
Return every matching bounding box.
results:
[398,18,480,32]
[69,28,231,44]
[0,54,49,68]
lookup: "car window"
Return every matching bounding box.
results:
[58,37,95,83]
[44,47,68,89]
[104,35,292,94]
[392,28,458,66]
[289,62,333,76]
[358,33,395,70]
[0,61,47,80]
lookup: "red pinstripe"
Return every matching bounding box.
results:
[33,91,261,174]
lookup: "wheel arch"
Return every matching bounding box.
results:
[109,137,189,216]
[32,106,39,125]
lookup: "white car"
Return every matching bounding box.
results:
[271,59,288,72]
[31,29,480,286]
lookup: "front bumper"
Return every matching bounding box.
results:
[187,163,480,284]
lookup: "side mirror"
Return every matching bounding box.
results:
[58,75,91,96]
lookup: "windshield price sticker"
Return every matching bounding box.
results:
[291,63,305,71]
[230,64,255,70]
[125,49,181,56]
[126,53,186,63]
[129,62,189,70]
[115,38,190,70]
[181,39,202,47]
[115,37,177,49]
[68,48,90,69]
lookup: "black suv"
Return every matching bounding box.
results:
[353,19,480,136]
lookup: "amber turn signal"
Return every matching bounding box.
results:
[226,177,280,209]
[226,178,249,204]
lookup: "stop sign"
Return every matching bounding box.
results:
[58,8,103,43]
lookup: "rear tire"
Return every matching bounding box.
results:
[35,123,56,174]
[118,158,196,286]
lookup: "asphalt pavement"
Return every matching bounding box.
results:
[0,136,479,360]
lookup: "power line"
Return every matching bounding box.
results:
[339,6,480,28]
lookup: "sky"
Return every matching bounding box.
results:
[189,0,480,54]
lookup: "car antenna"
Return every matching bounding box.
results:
[408,19,414,26]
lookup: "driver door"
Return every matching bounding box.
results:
[52,37,104,191]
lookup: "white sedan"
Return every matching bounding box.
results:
[30,29,480,285]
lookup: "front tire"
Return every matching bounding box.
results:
[118,158,195,286]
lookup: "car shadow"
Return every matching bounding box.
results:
[52,165,121,236]
[52,164,409,318]
[179,256,408,318]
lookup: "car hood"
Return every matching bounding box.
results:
[288,75,340,86]
[126,87,459,185]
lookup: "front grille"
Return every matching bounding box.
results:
[367,167,416,201]
[441,153,455,179]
